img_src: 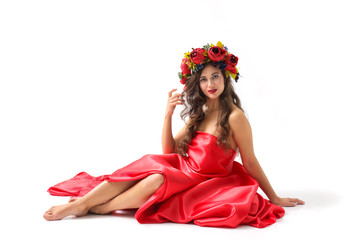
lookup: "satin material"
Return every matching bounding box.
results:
[47,131,284,228]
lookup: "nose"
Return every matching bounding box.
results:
[208,79,215,88]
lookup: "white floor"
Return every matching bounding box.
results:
[1,175,352,240]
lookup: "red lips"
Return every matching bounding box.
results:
[208,89,217,94]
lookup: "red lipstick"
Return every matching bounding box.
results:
[208,89,217,94]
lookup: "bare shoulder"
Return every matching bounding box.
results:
[228,106,251,137]
[228,106,246,124]
[228,106,255,158]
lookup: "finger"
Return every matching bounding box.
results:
[172,96,185,102]
[288,198,305,206]
[169,96,185,103]
[169,99,184,105]
[168,88,177,98]
[282,199,295,207]
[169,98,181,103]
[171,93,184,99]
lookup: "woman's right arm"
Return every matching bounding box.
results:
[162,88,185,154]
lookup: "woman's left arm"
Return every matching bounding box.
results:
[229,110,305,207]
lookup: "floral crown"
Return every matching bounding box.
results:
[178,41,240,85]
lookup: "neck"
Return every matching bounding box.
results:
[205,98,220,113]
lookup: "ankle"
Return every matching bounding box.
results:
[71,199,90,212]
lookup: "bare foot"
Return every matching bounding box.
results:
[43,202,89,221]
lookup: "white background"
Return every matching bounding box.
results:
[1,0,357,239]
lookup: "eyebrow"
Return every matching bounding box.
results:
[200,72,219,79]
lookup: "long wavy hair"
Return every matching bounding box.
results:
[177,62,245,156]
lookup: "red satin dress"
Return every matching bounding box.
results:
[47,131,285,228]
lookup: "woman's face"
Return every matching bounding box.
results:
[199,64,225,100]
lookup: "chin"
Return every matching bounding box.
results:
[207,92,222,98]
[206,96,219,100]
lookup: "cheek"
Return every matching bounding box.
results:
[199,82,206,90]
[219,78,225,88]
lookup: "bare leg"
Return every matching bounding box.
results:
[43,178,140,221]
[90,173,165,214]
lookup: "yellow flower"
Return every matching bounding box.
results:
[216,41,224,49]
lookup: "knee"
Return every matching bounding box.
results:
[143,173,164,191]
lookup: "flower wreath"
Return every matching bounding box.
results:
[178,41,240,85]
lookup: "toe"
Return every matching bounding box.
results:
[43,212,52,220]
[43,207,55,220]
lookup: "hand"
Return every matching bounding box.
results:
[271,197,305,207]
[165,88,184,117]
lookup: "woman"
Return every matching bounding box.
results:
[44,41,304,228]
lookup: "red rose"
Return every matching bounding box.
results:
[208,46,227,62]
[224,54,238,73]
[180,58,191,75]
[180,76,187,85]
[225,54,238,67]
[225,65,237,74]
[190,48,206,64]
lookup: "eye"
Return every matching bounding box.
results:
[212,74,219,79]
[200,78,207,82]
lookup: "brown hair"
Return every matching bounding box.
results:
[177,62,245,156]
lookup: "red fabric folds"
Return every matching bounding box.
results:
[47,131,284,228]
